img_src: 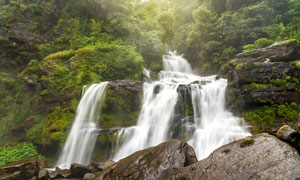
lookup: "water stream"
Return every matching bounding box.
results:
[56,82,108,169]
[113,52,250,161]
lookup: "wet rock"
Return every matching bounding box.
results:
[48,168,62,179]
[233,61,295,84]
[94,140,197,180]
[38,169,48,180]
[98,160,115,171]
[0,157,39,180]
[277,125,296,141]
[38,160,48,170]
[232,40,300,63]
[83,173,96,180]
[298,112,300,130]
[154,85,160,94]
[277,125,300,151]
[58,168,71,178]
[0,27,7,37]
[168,134,300,180]
[70,163,91,178]
[109,80,143,93]
[226,40,300,134]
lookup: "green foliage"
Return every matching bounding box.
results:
[21,59,40,75]
[244,106,276,130]
[243,38,275,52]
[27,107,74,145]
[0,73,23,119]
[240,139,255,148]
[270,78,286,87]
[244,102,300,132]
[0,142,43,166]
[100,86,140,128]
[276,103,299,121]
[40,42,144,95]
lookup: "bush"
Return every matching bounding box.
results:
[0,142,43,166]
[243,38,274,52]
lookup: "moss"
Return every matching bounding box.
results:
[100,86,140,128]
[177,101,194,117]
[270,78,286,87]
[145,153,152,159]
[243,103,299,133]
[243,106,276,132]
[27,107,74,145]
[292,60,300,71]
[44,49,75,61]
[20,59,40,75]
[276,103,299,122]
[0,35,8,41]
[240,139,255,148]
[39,42,144,95]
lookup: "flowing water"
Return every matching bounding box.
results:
[113,51,251,161]
[56,82,108,169]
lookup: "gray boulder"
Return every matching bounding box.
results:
[94,140,197,180]
[168,134,300,180]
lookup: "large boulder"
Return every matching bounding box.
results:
[94,140,197,180]
[0,157,39,180]
[168,134,300,180]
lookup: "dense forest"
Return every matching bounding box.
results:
[1,0,300,174]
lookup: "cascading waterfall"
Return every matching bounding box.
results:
[113,51,251,161]
[56,82,108,169]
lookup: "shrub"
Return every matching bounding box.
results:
[0,142,44,166]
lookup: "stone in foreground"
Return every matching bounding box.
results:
[0,157,39,180]
[94,140,197,180]
[168,134,300,180]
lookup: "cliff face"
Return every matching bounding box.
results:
[226,40,300,134]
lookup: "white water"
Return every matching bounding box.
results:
[113,51,250,161]
[57,82,108,169]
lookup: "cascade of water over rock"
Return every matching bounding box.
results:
[113,51,250,161]
[56,82,108,169]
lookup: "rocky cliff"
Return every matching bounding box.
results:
[225,40,300,134]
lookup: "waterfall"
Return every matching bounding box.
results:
[56,82,108,169]
[113,51,250,161]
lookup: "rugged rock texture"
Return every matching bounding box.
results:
[226,40,300,134]
[94,140,197,180]
[277,125,300,151]
[168,134,300,180]
[0,157,39,180]
[232,40,300,64]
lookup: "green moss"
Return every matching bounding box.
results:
[100,86,140,128]
[276,103,299,121]
[20,59,40,75]
[243,106,276,132]
[243,38,274,52]
[243,103,299,133]
[270,78,286,87]
[145,153,152,159]
[0,35,8,41]
[44,49,75,61]
[177,101,194,117]
[240,139,255,148]
[39,42,144,95]
[27,107,74,145]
